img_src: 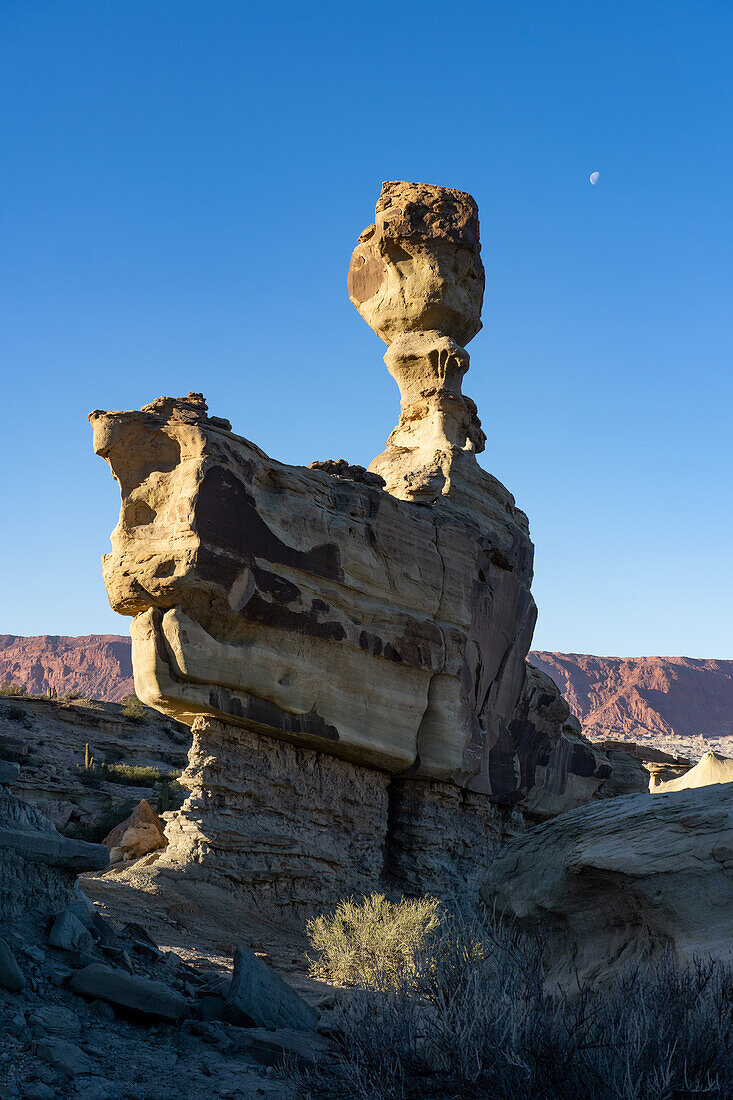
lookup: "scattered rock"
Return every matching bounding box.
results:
[28,1004,80,1039]
[0,935,26,991]
[70,962,188,1023]
[73,1077,123,1100]
[238,1027,333,1067]
[225,946,319,1032]
[49,908,94,953]
[36,1037,94,1077]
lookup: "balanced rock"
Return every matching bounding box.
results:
[480,783,733,985]
[90,182,642,911]
[103,798,167,863]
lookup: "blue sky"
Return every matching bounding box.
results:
[1,1,731,656]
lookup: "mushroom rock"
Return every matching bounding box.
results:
[90,182,644,916]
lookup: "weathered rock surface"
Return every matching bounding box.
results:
[225,946,319,1031]
[0,935,26,991]
[0,694,189,837]
[90,181,638,909]
[651,750,733,793]
[103,798,167,863]
[162,717,389,919]
[70,962,188,1023]
[0,634,134,701]
[529,652,733,751]
[0,776,108,930]
[480,783,733,985]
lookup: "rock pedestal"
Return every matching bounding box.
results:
[91,181,646,918]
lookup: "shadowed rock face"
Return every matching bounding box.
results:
[90,182,641,821]
[481,783,733,985]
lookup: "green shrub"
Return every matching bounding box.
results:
[306,893,441,989]
[76,759,181,790]
[0,682,25,697]
[296,906,733,1100]
[120,693,147,722]
[60,690,83,703]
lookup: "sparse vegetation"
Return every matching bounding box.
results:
[60,689,83,703]
[0,682,26,696]
[299,896,733,1100]
[307,893,441,989]
[120,693,147,722]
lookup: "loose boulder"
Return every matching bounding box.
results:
[225,946,319,1031]
[103,799,168,863]
[480,783,733,985]
[70,962,187,1023]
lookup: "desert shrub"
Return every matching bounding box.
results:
[76,760,181,790]
[307,893,441,989]
[0,682,25,696]
[120,693,147,722]
[105,762,180,787]
[60,689,83,703]
[297,902,733,1100]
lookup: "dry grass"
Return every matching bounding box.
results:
[306,893,441,989]
[298,896,733,1100]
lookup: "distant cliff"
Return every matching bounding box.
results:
[529,652,733,743]
[0,634,134,702]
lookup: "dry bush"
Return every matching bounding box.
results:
[306,893,441,989]
[299,899,733,1100]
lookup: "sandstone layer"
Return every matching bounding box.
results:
[90,181,643,912]
[480,784,733,985]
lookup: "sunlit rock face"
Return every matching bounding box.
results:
[90,182,644,910]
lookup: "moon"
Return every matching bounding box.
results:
[590,171,600,185]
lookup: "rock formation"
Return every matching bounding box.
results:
[103,798,168,863]
[0,761,108,933]
[90,181,644,913]
[480,784,733,985]
[650,750,733,793]
[0,694,189,837]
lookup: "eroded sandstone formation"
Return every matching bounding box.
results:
[480,783,733,985]
[91,181,644,911]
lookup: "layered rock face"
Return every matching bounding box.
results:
[0,634,135,701]
[91,181,643,912]
[480,784,733,985]
[0,762,108,930]
[530,652,733,748]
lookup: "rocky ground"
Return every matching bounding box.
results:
[0,695,191,840]
[0,761,338,1100]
